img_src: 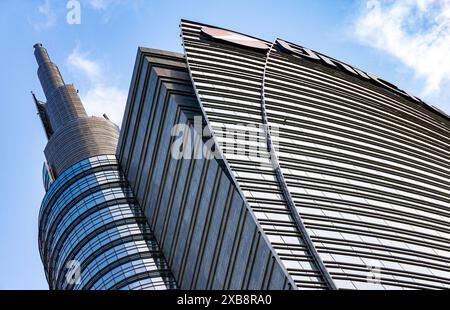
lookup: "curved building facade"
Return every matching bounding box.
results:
[263,40,450,289]
[39,155,176,289]
[178,20,450,289]
[33,44,176,290]
[117,48,295,290]
[180,21,333,289]
[33,21,450,290]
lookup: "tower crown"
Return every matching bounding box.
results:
[32,44,119,177]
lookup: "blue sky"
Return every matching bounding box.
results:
[0,0,449,289]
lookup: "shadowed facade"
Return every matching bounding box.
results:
[33,19,450,290]
[33,44,176,290]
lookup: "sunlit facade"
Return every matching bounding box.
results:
[263,39,450,289]
[33,20,450,290]
[178,20,450,289]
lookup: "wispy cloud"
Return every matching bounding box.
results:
[354,0,450,96]
[82,85,127,126]
[29,0,57,31]
[66,48,102,82]
[28,0,131,30]
[66,47,127,126]
[84,0,131,23]
[86,0,117,11]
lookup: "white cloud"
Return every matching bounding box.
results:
[82,85,127,126]
[28,0,126,30]
[66,48,102,82]
[86,0,117,10]
[29,0,57,31]
[65,47,127,126]
[84,0,144,23]
[355,0,450,96]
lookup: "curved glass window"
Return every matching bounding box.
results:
[39,156,176,290]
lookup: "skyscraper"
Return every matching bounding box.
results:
[33,19,450,290]
[33,44,176,290]
[118,20,450,290]
[175,20,450,289]
[117,48,294,289]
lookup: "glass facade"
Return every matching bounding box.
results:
[33,24,450,290]
[38,155,177,290]
[33,44,177,290]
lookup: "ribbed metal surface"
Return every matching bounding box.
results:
[261,44,336,289]
[44,84,87,131]
[34,44,87,132]
[44,116,119,176]
[33,43,115,177]
[181,20,450,290]
[117,47,294,289]
[264,42,450,289]
[181,20,329,289]
[34,44,176,290]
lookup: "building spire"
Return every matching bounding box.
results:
[33,43,87,133]
[33,43,65,98]
[32,43,119,176]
